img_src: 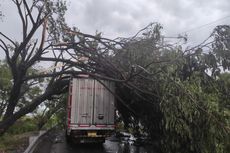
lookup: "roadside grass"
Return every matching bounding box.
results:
[0,117,39,153]
[0,131,38,153]
[0,114,62,153]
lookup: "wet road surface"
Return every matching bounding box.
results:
[50,132,155,153]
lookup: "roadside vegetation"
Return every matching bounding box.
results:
[0,1,229,153]
[0,117,38,152]
[0,114,64,153]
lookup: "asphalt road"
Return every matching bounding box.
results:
[50,132,155,153]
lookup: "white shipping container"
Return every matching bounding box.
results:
[66,78,115,143]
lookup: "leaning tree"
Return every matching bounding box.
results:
[0,0,80,135]
[0,0,142,135]
[0,0,229,153]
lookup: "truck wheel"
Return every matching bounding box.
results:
[65,130,71,144]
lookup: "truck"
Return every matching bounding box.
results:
[66,77,115,143]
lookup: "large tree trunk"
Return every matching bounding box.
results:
[0,79,69,135]
[0,91,51,136]
[3,56,27,120]
[3,81,23,120]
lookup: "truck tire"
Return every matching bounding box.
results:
[65,130,71,144]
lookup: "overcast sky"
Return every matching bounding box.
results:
[65,0,230,45]
[0,0,230,54]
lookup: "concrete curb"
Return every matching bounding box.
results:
[24,130,47,153]
[24,126,57,153]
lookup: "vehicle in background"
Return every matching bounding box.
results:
[66,77,115,143]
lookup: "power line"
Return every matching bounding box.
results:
[179,15,230,34]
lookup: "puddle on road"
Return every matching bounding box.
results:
[51,132,155,153]
[65,140,155,153]
[103,140,154,153]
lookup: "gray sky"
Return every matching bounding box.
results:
[65,0,230,45]
[0,0,230,55]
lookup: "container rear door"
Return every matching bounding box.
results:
[93,80,115,125]
[71,78,94,125]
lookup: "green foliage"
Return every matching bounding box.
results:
[7,117,37,134]
[0,117,39,152]
[0,1,229,152]
[0,131,37,153]
[0,117,37,152]
[213,25,230,70]
[160,73,229,153]
[0,60,12,90]
[46,0,69,43]
[113,24,230,153]
[0,60,12,117]
[47,94,67,129]
[33,94,67,130]
[0,59,44,114]
[116,122,125,132]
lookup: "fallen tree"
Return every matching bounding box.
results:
[36,22,229,152]
[0,1,229,153]
[49,24,229,153]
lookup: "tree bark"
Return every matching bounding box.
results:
[0,91,51,135]
[3,80,23,120]
[0,79,69,135]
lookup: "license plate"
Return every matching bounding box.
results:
[88,132,97,137]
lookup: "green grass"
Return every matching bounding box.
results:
[0,131,38,153]
[0,117,39,153]
[6,117,38,135]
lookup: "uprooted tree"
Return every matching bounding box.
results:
[0,0,229,153]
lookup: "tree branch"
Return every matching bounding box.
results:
[23,0,35,25]
[0,32,17,46]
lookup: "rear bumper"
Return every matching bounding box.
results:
[67,124,114,136]
[69,129,114,136]
[66,129,114,143]
[67,129,114,143]
[68,124,115,130]
[72,137,105,143]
